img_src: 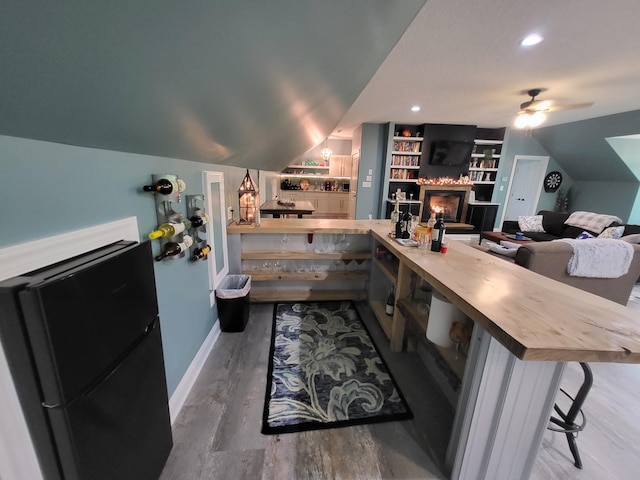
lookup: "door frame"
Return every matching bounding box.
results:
[498,155,549,227]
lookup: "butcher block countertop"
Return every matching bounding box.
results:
[228,219,640,363]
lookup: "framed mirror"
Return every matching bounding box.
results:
[202,171,229,305]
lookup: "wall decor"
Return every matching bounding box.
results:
[544,171,563,193]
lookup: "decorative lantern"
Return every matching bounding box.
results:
[238,169,260,225]
[320,138,332,162]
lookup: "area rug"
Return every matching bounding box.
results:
[262,301,413,434]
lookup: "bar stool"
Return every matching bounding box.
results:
[548,362,593,469]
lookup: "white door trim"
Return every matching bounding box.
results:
[499,155,549,227]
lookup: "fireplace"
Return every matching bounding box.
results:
[419,184,472,224]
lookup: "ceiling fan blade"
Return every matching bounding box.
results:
[545,102,594,112]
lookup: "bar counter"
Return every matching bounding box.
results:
[229,219,640,364]
[228,218,640,479]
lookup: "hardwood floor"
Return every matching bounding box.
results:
[160,279,640,479]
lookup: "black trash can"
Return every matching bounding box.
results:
[215,275,251,332]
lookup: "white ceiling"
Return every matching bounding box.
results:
[336,0,640,138]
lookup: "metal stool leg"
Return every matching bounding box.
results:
[548,362,593,469]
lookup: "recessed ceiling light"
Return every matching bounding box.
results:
[521,33,543,47]
[411,105,421,112]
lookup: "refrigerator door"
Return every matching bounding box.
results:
[47,320,172,480]
[18,241,159,405]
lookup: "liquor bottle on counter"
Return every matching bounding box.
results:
[143,178,186,195]
[430,213,446,252]
[189,213,210,228]
[190,244,211,262]
[385,286,395,315]
[154,235,193,261]
[395,210,404,239]
[148,220,192,239]
[426,212,436,236]
[390,197,400,235]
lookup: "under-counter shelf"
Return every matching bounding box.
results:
[250,287,367,303]
[370,300,393,340]
[373,257,398,283]
[243,270,369,282]
[241,250,371,261]
[396,298,467,386]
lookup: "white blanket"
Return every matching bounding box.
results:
[557,238,634,278]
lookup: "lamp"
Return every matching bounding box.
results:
[514,111,546,130]
[320,138,332,161]
[238,169,260,225]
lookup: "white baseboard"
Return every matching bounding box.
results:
[169,321,221,424]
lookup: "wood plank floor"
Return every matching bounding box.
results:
[160,280,640,479]
[160,301,452,480]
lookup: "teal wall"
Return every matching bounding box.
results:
[492,128,639,226]
[491,129,572,227]
[353,123,387,219]
[0,135,247,395]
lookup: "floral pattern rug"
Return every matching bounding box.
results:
[262,301,413,434]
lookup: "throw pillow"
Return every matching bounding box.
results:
[598,226,625,239]
[621,233,640,244]
[576,231,595,239]
[517,215,545,232]
[564,211,623,234]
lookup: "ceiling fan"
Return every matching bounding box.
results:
[515,88,593,129]
[519,88,593,114]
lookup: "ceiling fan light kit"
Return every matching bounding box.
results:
[514,88,593,130]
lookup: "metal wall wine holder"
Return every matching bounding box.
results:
[151,174,186,261]
[187,194,209,262]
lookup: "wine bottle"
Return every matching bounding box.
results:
[189,213,210,228]
[395,210,404,239]
[148,219,192,239]
[385,286,395,315]
[143,178,186,195]
[190,244,211,262]
[154,235,193,261]
[401,210,412,239]
[430,213,446,252]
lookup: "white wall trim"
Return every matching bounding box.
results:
[169,322,220,424]
[0,217,139,480]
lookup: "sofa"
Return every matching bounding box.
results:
[514,242,640,305]
[502,210,640,242]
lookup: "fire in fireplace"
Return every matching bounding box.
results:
[421,190,466,223]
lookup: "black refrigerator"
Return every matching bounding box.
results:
[0,240,173,480]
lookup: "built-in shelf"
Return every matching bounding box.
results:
[373,257,398,284]
[244,270,369,282]
[389,179,419,183]
[250,288,367,303]
[474,139,504,145]
[241,250,370,260]
[280,173,350,180]
[370,300,393,339]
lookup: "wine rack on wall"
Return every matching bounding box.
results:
[147,174,188,262]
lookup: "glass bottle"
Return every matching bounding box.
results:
[148,219,191,239]
[143,178,186,195]
[385,286,395,315]
[189,213,210,228]
[401,210,412,239]
[390,197,400,235]
[154,235,193,261]
[190,244,211,262]
[426,212,436,237]
[430,213,446,252]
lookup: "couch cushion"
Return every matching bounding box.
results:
[598,226,625,239]
[518,215,545,232]
[623,224,640,236]
[564,211,623,234]
[538,210,570,237]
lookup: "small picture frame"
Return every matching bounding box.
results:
[396,191,406,201]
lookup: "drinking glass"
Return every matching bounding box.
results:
[280,233,289,253]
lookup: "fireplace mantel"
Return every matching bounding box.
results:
[418,184,473,223]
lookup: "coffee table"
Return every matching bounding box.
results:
[479,231,535,245]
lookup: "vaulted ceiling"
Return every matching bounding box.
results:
[2,0,640,176]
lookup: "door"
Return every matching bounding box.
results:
[501,155,549,222]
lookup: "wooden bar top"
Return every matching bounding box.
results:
[228,219,640,363]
